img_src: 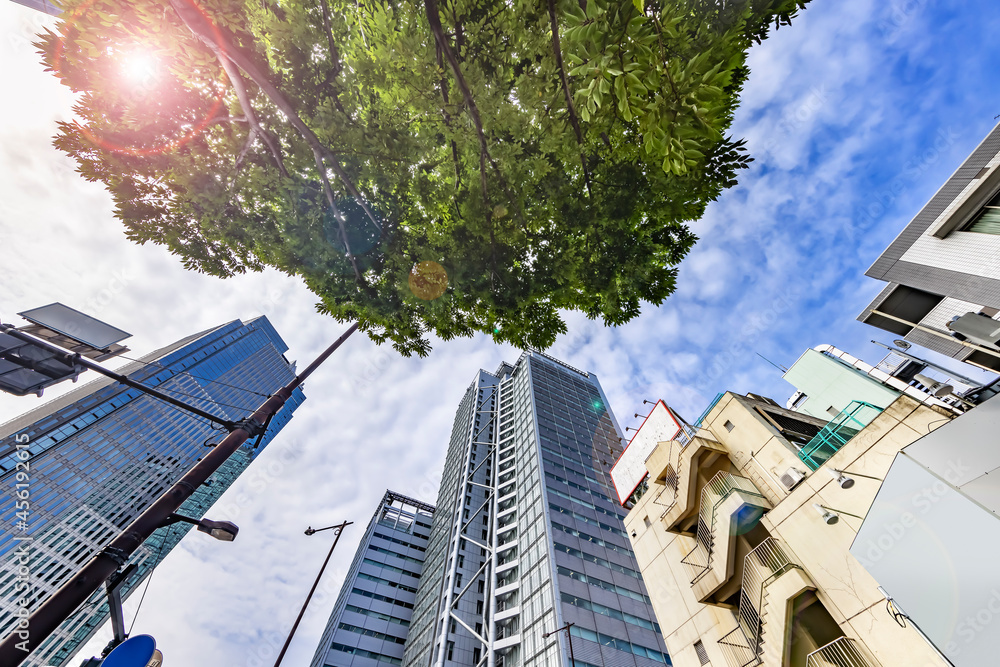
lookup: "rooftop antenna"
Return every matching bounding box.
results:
[755,352,788,373]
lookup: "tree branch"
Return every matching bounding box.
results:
[423,0,491,198]
[313,147,364,282]
[317,0,342,77]
[547,0,592,197]
[214,55,288,177]
[168,0,382,238]
[435,41,462,187]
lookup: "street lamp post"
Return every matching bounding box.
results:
[0,322,359,665]
[272,521,353,667]
[543,622,575,667]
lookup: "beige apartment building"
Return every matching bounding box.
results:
[624,392,954,667]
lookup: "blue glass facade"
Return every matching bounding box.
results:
[403,352,669,667]
[0,317,304,667]
[310,490,435,667]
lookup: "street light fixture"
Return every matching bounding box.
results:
[272,521,353,667]
[542,622,576,667]
[162,513,239,542]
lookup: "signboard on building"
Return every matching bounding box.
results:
[610,400,682,505]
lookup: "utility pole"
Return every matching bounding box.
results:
[272,521,353,667]
[542,622,575,667]
[0,323,359,665]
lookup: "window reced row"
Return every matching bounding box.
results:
[569,624,670,664]
[560,592,661,633]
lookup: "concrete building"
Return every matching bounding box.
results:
[0,317,304,667]
[309,490,435,667]
[858,122,1000,372]
[852,393,1000,667]
[782,344,975,419]
[402,352,668,667]
[623,390,955,667]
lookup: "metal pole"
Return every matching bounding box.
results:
[0,324,238,429]
[543,622,575,667]
[0,323,359,665]
[869,309,1000,360]
[272,521,352,667]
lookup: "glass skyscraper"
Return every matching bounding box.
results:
[0,317,304,667]
[309,490,435,667]
[403,351,669,667]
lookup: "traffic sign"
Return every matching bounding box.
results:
[102,635,156,667]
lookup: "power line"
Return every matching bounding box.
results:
[126,525,175,637]
[116,354,270,399]
[148,385,259,415]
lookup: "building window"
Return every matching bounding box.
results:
[963,191,1000,234]
[473,648,481,663]
[447,641,455,660]
[643,515,651,528]
[724,420,735,432]
[694,639,710,665]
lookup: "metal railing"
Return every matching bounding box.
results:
[651,440,682,519]
[717,538,800,667]
[681,471,766,584]
[718,622,758,667]
[806,637,882,667]
[798,401,883,471]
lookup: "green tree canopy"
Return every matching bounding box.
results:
[39,0,808,355]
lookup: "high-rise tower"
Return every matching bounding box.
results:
[0,317,304,667]
[403,351,669,667]
[309,490,435,667]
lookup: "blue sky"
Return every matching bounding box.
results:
[2,0,1000,664]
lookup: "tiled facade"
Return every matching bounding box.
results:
[0,317,304,666]
[859,122,1000,371]
[402,352,668,667]
[309,490,435,667]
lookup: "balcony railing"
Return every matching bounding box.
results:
[797,401,882,471]
[717,538,800,667]
[681,471,766,584]
[806,637,882,667]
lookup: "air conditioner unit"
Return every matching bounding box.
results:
[947,312,1000,347]
[779,467,806,491]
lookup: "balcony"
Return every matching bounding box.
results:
[680,471,770,600]
[806,637,882,667]
[797,401,882,471]
[717,538,813,667]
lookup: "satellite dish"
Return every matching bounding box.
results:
[102,635,156,667]
[893,340,911,350]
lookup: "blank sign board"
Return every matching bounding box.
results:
[610,400,681,505]
[18,303,131,349]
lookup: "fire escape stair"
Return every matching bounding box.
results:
[654,436,729,532]
[690,489,772,602]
